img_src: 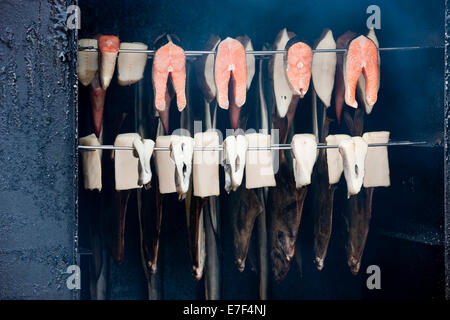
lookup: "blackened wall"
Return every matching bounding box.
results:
[0,0,78,299]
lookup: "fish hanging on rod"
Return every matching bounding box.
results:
[344,35,379,109]
[356,29,380,114]
[268,34,306,280]
[285,37,313,98]
[117,42,148,86]
[89,73,106,138]
[98,35,120,90]
[311,29,337,108]
[78,39,98,87]
[215,37,247,111]
[152,35,187,112]
[334,31,357,123]
[269,28,296,118]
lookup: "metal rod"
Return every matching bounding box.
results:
[78,45,444,56]
[78,140,428,152]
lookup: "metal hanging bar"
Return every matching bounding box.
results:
[78,140,429,152]
[78,45,444,56]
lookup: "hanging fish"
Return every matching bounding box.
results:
[78,39,98,87]
[311,29,337,108]
[356,29,380,114]
[334,31,357,123]
[215,37,247,110]
[98,35,120,90]
[269,28,296,118]
[89,73,106,139]
[117,42,148,86]
[152,37,187,112]
[343,35,379,109]
[285,37,313,98]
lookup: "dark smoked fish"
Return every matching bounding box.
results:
[343,107,374,275]
[230,185,264,272]
[268,155,307,282]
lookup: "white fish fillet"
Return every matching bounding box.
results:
[78,39,98,87]
[117,42,148,86]
[269,28,296,118]
[339,137,368,197]
[326,134,351,184]
[362,131,390,187]
[311,29,336,107]
[155,135,176,194]
[114,133,141,190]
[79,133,102,191]
[222,134,248,193]
[245,133,276,189]
[193,131,220,198]
[291,134,318,188]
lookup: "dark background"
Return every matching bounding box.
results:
[76,0,445,300]
[0,0,78,299]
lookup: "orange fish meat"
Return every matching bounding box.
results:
[285,40,313,98]
[152,41,186,112]
[214,37,247,109]
[344,35,379,108]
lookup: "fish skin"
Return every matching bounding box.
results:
[153,41,187,112]
[111,189,131,265]
[342,107,374,275]
[344,35,379,109]
[268,73,304,281]
[89,73,106,138]
[215,37,247,109]
[268,158,307,282]
[139,179,163,276]
[285,39,313,98]
[344,187,373,275]
[227,36,255,129]
[196,35,221,103]
[158,90,172,134]
[312,147,337,270]
[357,29,380,115]
[236,35,256,90]
[186,195,207,280]
[334,31,357,123]
[230,185,263,272]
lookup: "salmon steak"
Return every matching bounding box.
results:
[152,41,187,112]
[334,31,357,123]
[357,29,380,114]
[98,35,120,90]
[285,40,313,98]
[214,37,247,109]
[344,35,379,108]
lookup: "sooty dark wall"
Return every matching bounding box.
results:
[0,0,78,299]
